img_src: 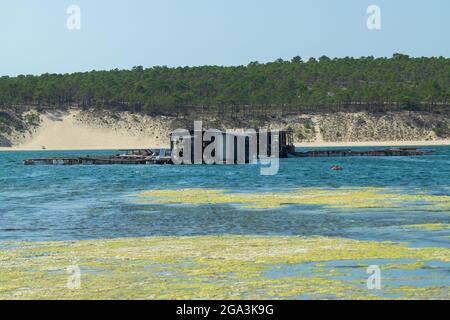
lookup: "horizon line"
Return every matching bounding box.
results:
[3,53,449,78]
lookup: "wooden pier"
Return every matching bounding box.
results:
[23,147,434,165]
[23,150,173,166]
[24,156,173,165]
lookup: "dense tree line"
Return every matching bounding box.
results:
[0,54,449,115]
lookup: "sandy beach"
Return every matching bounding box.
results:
[2,140,449,152]
[2,140,450,152]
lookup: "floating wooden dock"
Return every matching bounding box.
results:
[24,150,173,166]
[24,157,172,166]
[293,148,434,158]
[24,156,173,165]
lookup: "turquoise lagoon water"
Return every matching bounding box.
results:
[2,146,449,299]
[0,146,449,245]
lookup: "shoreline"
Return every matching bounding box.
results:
[295,140,450,148]
[1,140,449,152]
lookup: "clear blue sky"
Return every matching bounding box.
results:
[0,0,448,76]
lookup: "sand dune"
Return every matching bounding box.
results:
[1,110,168,151]
[0,109,449,151]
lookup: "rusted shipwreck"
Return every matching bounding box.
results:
[24,130,295,165]
[23,147,434,166]
[23,127,434,166]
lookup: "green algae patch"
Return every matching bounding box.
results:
[137,188,450,210]
[1,236,449,300]
[401,224,450,231]
[387,286,449,299]
[382,261,426,270]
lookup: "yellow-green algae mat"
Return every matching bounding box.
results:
[1,236,449,300]
[137,187,450,210]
